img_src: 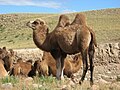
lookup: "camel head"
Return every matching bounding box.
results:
[17,58,23,63]
[27,19,49,34]
[0,47,8,59]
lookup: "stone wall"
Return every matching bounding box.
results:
[14,42,120,65]
[14,48,43,61]
[94,42,120,65]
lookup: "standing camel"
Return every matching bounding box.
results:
[27,13,96,86]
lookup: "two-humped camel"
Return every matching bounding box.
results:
[27,13,97,86]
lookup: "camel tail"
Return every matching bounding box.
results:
[76,28,81,48]
[88,28,97,47]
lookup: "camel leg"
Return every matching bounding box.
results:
[60,53,66,80]
[56,56,62,80]
[79,49,88,85]
[56,53,66,80]
[51,50,66,80]
[88,44,95,86]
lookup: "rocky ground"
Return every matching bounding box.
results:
[1,42,120,90]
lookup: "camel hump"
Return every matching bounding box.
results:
[58,29,76,45]
[71,13,86,26]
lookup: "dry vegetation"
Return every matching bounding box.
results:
[0,8,120,90]
[0,8,120,49]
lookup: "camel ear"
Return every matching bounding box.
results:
[9,49,14,56]
[3,47,6,50]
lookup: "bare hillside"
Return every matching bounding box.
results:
[0,8,120,49]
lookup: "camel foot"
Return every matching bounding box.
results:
[61,76,64,81]
[90,81,94,86]
[56,76,61,80]
[79,80,83,85]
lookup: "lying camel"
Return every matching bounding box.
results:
[0,47,15,72]
[0,59,8,77]
[10,58,36,77]
[34,52,82,78]
[3,49,15,72]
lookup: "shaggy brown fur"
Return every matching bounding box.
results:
[27,13,97,86]
[71,13,86,25]
[71,13,97,47]
[10,58,35,77]
[3,50,15,71]
[34,52,82,78]
[0,47,8,59]
[55,14,70,29]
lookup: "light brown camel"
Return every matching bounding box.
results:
[3,49,15,71]
[34,52,82,78]
[0,59,8,77]
[10,58,36,77]
[0,47,15,72]
[27,13,96,86]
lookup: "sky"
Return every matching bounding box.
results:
[0,0,120,14]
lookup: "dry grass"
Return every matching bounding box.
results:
[0,76,120,90]
[0,8,120,49]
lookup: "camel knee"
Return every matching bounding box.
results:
[83,64,88,72]
[90,64,94,71]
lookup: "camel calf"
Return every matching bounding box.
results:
[0,60,8,77]
[35,52,82,78]
[10,58,36,77]
[0,47,15,72]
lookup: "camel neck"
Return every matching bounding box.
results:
[33,29,50,51]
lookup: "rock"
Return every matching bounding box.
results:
[94,42,120,65]
[14,48,43,61]
[24,77,33,85]
[1,83,13,90]
[101,75,116,82]
[106,71,111,75]
[32,84,42,88]
[92,85,99,90]
[98,78,109,84]
[61,85,68,90]
[68,80,76,88]
[117,75,120,81]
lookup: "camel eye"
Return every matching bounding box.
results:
[40,21,44,25]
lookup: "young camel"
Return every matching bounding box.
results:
[27,13,97,86]
[34,52,82,78]
[0,59,8,77]
[10,58,36,77]
[0,47,15,72]
[3,49,15,72]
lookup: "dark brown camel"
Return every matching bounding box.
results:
[34,52,82,78]
[27,13,97,86]
[55,14,70,29]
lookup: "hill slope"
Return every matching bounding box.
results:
[0,8,120,49]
